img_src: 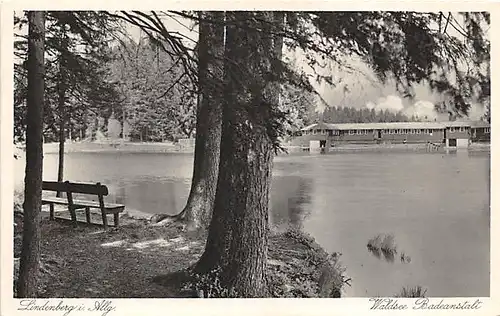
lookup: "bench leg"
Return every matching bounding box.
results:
[114,213,119,227]
[85,207,91,224]
[101,211,108,229]
[49,203,54,220]
[69,207,78,227]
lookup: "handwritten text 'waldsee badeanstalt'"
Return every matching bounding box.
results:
[369,298,483,310]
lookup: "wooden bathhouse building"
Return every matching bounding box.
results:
[291,121,490,151]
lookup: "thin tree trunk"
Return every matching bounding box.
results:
[57,31,68,190]
[17,10,45,298]
[176,11,224,230]
[56,73,66,195]
[195,11,276,297]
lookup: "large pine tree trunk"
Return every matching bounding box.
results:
[195,11,278,297]
[176,11,225,230]
[17,11,45,298]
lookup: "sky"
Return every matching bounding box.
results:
[285,13,489,121]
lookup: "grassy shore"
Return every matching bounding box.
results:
[13,206,348,298]
[40,141,194,154]
[26,140,489,156]
[285,142,490,153]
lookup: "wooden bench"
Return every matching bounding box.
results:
[42,181,125,229]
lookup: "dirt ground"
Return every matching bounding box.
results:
[13,209,347,298]
[14,210,205,298]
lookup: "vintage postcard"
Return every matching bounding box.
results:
[1,1,498,315]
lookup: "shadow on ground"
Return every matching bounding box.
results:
[14,212,205,298]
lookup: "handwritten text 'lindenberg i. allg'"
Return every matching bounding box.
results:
[18,299,116,316]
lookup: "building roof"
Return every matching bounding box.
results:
[442,121,475,127]
[300,121,489,131]
[301,123,318,131]
[469,120,490,128]
[330,122,446,130]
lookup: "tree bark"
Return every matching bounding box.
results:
[17,10,45,298]
[195,11,277,297]
[156,12,224,230]
[180,11,224,229]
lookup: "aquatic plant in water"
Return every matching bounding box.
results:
[400,251,411,264]
[396,285,427,298]
[367,233,411,264]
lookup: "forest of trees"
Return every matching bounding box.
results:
[14,12,120,144]
[14,10,490,298]
[14,14,197,145]
[14,23,316,144]
[107,37,197,141]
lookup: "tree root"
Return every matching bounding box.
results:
[149,210,201,232]
[149,212,190,230]
[151,215,178,226]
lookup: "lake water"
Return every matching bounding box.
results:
[14,150,490,297]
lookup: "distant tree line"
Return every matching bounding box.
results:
[312,106,420,124]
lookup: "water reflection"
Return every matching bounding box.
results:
[111,180,189,216]
[288,178,313,230]
[270,176,313,231]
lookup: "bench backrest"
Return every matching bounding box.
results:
[42,181,109,196]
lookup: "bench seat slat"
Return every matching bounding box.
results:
[42,197,124,210]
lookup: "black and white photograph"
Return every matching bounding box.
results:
[0,2,497,315]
